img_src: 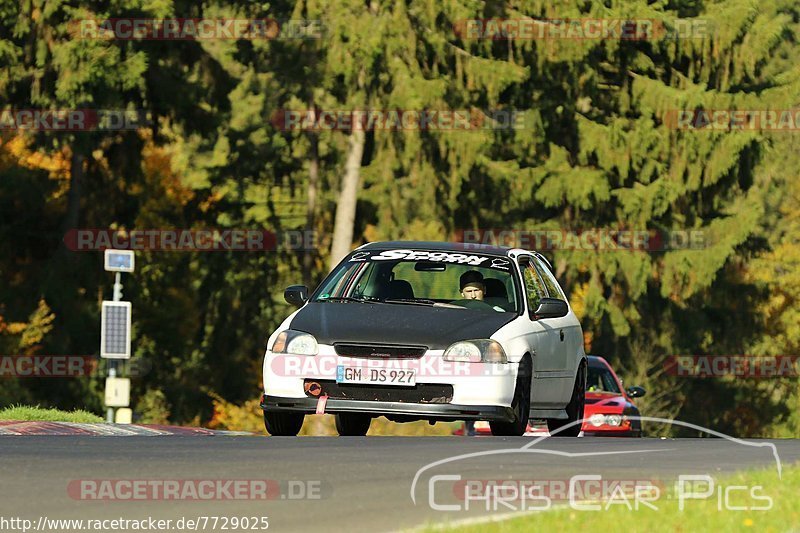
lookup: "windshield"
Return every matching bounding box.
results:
[587,364,621,394]
[315,249,520,313]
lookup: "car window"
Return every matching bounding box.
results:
[520,259,547,314]
[587,365,621,393]
[318,260,370,297]
[315,249,520,312]
[533,256,565,301]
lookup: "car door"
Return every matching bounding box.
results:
[517,255,564,408]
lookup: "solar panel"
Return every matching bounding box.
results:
[101,301,131,359]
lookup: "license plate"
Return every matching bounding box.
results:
[336,365,416,386]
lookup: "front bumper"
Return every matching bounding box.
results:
[581,428,642,437]
[263,348,518,407]
[261,394,515,422]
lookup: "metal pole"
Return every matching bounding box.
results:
[113,272,122,301]
[106,272,122,423]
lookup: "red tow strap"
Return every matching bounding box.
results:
[315,395,329,415]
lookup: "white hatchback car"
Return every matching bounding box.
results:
[261,241,587,436]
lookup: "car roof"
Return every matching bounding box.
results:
[358,241,514,256]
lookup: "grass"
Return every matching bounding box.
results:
[0,405,104,423]
[299,414,462,436]
[420,465,800,533]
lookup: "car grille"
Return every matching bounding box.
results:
[303,379,453,404]
[333,343,428,359]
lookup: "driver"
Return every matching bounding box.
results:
[460,270,485,300]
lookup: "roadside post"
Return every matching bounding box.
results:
[101,249,134,423]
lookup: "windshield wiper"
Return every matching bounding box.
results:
[319,296,438,306]
[318,296,380,303]
[383,298,437,306]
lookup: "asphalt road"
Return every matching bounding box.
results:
[1,436,798,532]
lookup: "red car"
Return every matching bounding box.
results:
[455,355,645,436]
[582,355,645,437]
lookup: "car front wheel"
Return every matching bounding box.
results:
[490,355,532,436]
[547,362,586,437]
[264,411,304,436]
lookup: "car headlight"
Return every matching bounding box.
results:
[588,413,605,427]
[270,330,318,355]
[605,414,623,427]
[443,340,507,364]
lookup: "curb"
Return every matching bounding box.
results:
[0,421,255,436]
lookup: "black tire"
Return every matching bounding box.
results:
[264,411,304,436]
[547,362,586,437]
[335,413,372,436]
[490,355,532,436]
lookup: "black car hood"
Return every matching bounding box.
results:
[289,302,516,349]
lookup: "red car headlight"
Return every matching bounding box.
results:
[586,413,626,427]
[588,413,605,427]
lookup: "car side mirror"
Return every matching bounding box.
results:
[627,386,646,398]
[284,285,309,307]
[533,298,568,319]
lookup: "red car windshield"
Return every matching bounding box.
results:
[587,365,621,394]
